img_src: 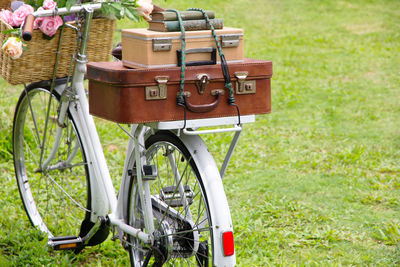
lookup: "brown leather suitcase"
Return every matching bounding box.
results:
[87,58,272,124]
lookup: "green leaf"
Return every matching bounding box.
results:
[99,0,140,21]
[2,29,20,35]
[121,0,138,7]
[125,7,139,22]
[57,0,67,9]
[26,0,39,9]
[110,2,123,12]
[109,9,121,20]
[35,0,44,9]
[114,11,122,20]
[101,3,111,17]
[66,0,77,11]
[107,3,123,19]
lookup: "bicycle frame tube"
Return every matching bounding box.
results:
[133,125,156,235]
[114,124,156,245]
[65,8,154,244]
[68,9,117,220]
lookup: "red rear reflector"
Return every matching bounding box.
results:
[222,231,235,256]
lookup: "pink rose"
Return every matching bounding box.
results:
[12,4,34,27]
[0,9,14,26]
[33,17,43,29]
[33,7,44,29]
[42,0,57,10]
[39,16,63,37]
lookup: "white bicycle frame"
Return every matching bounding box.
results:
[33,4,256,265]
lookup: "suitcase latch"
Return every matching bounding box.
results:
[195,74,210,95]
[235,72,256,94]
[145,76,169,100]
[220,35,240,48]
[153,38,172,51]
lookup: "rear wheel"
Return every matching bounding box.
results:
[127,131,214,266]
[13,85,90,237]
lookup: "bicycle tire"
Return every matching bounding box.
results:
[126,130,217,266]
[13,83,91,238]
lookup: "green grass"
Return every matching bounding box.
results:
[1,0,400,265]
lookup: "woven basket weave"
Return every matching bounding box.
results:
[0,18,115,85]
[0,0,10,9]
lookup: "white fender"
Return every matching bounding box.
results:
[179,133,236,267]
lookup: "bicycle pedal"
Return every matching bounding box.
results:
[48,236,83,250]
[160,185,194,207]
[128,165,158,180]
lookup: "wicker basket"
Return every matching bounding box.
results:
[0,18,116,85]
[0,0,10,9]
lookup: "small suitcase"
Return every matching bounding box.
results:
[87,58,272,124]
[121,27,244,68]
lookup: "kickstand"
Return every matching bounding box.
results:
[142,247,165,267]
[142,249,152,267]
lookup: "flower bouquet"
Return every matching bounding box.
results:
[0,0,64,59]
[0,0,153,84]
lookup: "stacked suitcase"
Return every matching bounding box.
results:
[87,10,272,124]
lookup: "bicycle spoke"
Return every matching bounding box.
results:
[25,90,43,149]
[70,166,88,187]
[46,172,89,212]
[26,123,41,152]
[38,87,56,168]
[159,227,212,238]
[194,195,205,226]
[23,139,40,167]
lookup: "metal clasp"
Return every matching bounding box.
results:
[235,71,256,94]
[152,38,172,51]
[221,35,240,48]
[145,76,169,100]
[195,74,210,95]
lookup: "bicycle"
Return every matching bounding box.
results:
[11,3,258,266]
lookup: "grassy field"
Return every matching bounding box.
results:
[1,0,400,265]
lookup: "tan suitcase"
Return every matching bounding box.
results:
[121,27,244,69]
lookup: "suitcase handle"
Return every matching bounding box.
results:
[183,89,223,113]
[177,47,217,67]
